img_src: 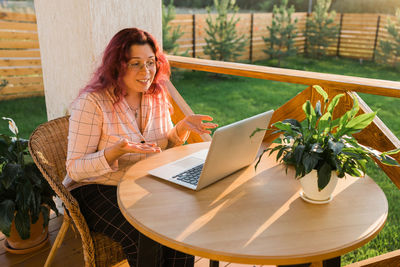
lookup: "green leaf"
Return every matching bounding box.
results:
[255,149,267,169]
[314,100,322,119]
[295,164,305,178]
[0,200,15,237]
[16,179,33,212]
[250,127,267,138]
[294,144,305,164]
[303,100,317,128]
[40,206,50,228]
[382,147,400,156]
[311,143,323,153]
[282,119,302,131]
[302,153,319,173]
[328,140,344,155]
[1,163,22,189]
[349,95,360,119]
[313,85,328,103]
[317,162,332,190]
[345,112,376,132]
[327,93,344,114]
[317,112,332,134]
[379,155,400,166]
[15,210,30,240]
[273,121,292,131]
[276,148,286,162]
[43,195,59,216]
[0,138,10,156]
[336,112,376,138]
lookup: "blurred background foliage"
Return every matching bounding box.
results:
[164,0,400,14]
[2,0,399,15]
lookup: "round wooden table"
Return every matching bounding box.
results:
[117,142,388,266]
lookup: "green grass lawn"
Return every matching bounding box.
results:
[1,55,400,265]
[0,96,47,139]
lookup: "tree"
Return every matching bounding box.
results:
[162,0,185,55]
[263,0,298,67]
[203,0,247,62]
[305,0,338,59]
[378,8,400,68]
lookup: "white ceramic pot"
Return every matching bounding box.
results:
[299,170,338,203]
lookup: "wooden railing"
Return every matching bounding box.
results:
[166,55,400,189]
[165,55,400,267]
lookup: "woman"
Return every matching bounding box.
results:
[64,28,217,266]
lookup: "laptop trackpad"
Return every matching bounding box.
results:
[172,157,204,169]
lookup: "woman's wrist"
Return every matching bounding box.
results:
[176,121,188,139]
[104,144,125,166]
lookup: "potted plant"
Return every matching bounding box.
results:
[255,85,400,203]
[0,117,59,253]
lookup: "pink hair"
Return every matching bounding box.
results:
[79,28,171,103]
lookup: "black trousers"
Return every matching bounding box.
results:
[71,184,194,267]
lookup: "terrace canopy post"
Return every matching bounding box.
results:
[34,0,162,120]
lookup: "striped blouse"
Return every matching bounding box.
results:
[63,88,188,191]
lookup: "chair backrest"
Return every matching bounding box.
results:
[29,116,69,182]
[29,116,96,266]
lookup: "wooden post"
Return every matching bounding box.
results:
[34,0,162,120]
[249,13,254,63]
[304,12,310,56]
[372,15,381,62]
[192,14,196,58]
[336,13,344,57]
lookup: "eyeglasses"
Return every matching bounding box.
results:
[127,59,157,71]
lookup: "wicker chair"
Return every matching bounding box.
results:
[28,116,126,267]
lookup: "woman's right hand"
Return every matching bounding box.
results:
[115,139,161,154]
[104,138,161,165]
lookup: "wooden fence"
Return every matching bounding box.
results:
[0,11,43,100]
[0,11,399,100]
[171,12,399,63]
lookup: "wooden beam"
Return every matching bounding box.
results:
[323,89,400,189]
[167,55,400,98]
[354,94,400,189]
[165,80,211,143]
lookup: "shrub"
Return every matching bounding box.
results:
[263,0,298,67]
[203,0,247,62]
[305,0,338,59]
[162,0,186,55]
[378,9,400,68]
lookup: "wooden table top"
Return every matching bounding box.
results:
[117,142,388,265]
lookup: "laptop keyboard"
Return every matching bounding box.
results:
[173,163,204,186]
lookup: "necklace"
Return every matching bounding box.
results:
[128,105,140,119]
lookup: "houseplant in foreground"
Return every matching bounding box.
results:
[254,85,400,203]
[0,117,58,253]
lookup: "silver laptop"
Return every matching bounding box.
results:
[148,110,274,190]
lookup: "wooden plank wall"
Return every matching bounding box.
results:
[337,13,380,59]
[0,11,43,100]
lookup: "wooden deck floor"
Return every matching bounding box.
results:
[0,214,273,267]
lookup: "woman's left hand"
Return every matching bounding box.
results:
[177,114,218,137]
